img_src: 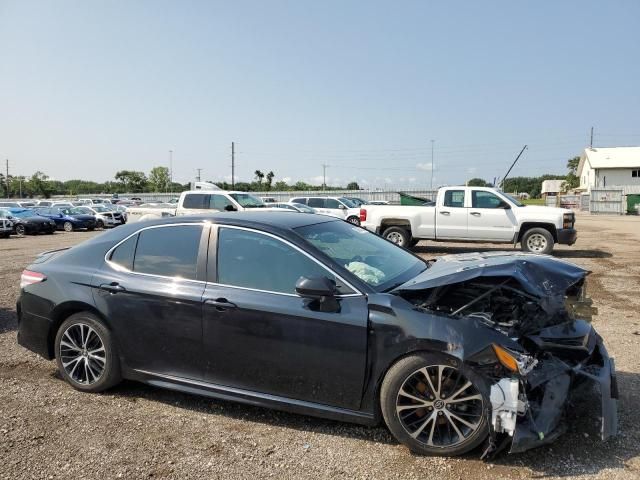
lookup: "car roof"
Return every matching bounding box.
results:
[146,211,339,230]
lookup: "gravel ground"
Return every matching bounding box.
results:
[1,214,639,479]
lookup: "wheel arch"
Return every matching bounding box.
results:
[380,218,412,233]
[47,301,109,358]
[517,222,557,242]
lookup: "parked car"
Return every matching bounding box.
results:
[1,208,56,235]
[76,205,124,228]
[271,202,316,213]
[345,196,368,206]
[261,197,277,203]
[288,196,362,225]
[101,203,128,223]
[360,186,577,254]
[17,212,616,457]
[0,201,21,208]
[34,207,97,232]
[0,216,12,238]
[175,190,282,216]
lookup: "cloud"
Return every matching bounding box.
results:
[416,162,434,172]
[466,167,477,174]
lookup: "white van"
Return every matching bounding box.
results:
[288,196,362,225]
[176,190,276,216]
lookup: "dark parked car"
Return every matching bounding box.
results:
[34,207,97,232]
[3,208,56,235]
[16,213,617,456]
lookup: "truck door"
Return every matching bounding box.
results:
[435,189,468,239]
[467,190,516,241]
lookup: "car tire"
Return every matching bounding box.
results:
[63,221,74,232]
[380,352,488,456]
[382,226,411,248]
[521,227,554,254]
[96,220,104,229]
[55,312,121,393]
[15,224,25,236]
[346,216,361,226]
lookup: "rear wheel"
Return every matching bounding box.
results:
[54,312,121,392]
[15,224,25,236]
[346,216,361,226]
[381,353,488,456]
[521,227,554,254]
[382,226,411,248]
[63,221,74,232]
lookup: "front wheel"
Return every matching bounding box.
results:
[63,221,74,232]
[15,224,26,236]
[96,219,104,229]
[382,226,411,248]
[521,227,554,254]
[380,353,488,456]
[54,312,121,392]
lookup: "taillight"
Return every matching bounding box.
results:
[20,270,47,289]
[359,208,367,222]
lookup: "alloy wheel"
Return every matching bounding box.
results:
[15,225,25,236]
[63,221,73,232]
[387,231,404,246]
[59,323,106,385]
[347,217,361,226]
[395,365,484,448]
[526,233,548,253]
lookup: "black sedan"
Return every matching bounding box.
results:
[16,213,617,456]
[3,208,57,235]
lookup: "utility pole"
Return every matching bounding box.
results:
[196,168,202,182]
[500,145,528,191]
[231,142,235,189]
[429,140,435,194]
[169,150,173,193]
[590,126,594,148]
[322,164,328,191]
[5,159,9,198]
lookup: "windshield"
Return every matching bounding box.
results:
[499,192,524,207]
[229,193,265,208]
[61,207,86,215]
[92,206,109,212]
[338,197,357,208]
[296,221,427,291]
[10,210,36,218]
[77,207,93,214]
[292,203,315,213]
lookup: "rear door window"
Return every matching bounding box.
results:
[109,234,138,271]
[291,198,307,205]
[443,190,465,208]
[307,198,325,208]
[182,194,210,209]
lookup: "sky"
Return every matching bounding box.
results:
[1,0,639,189]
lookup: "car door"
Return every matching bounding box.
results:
[307,198,331,216]
[92,223,209,380]
[435,189,468,239]
[210,193,236,211]
[326,198,348,219]
[467,190,517,241]
[202,225,369,410]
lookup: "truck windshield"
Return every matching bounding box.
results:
[499,192,525,207]
[229,193,265,208]
[295,221,427,291]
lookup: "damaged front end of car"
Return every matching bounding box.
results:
[392,252,618,456]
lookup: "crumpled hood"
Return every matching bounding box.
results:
[393,251,588,299]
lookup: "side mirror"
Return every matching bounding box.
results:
[338,204,346,210]
[58,213,64,218]
[296,276,340,313]
[224,205,237,212]
[501,202,511,210]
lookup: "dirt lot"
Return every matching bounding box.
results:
[1,214,640,480]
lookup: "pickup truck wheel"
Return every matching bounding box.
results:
[346,216,361,226]
[383,226,411,248]
[521,227,554,254]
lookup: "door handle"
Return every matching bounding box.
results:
[440,211,450,216]
[470,212,481,216]
[99,282,126,293]
[205,298,237,311]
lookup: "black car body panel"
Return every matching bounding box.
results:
[6,209,57,234]
[15,212,618,456]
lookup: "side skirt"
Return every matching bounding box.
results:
[127,369,377,426]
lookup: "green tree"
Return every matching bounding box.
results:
[273,180,289,191]
[28,171,53,198]
[467,178,488,187]
[254,170,264,184]
[115,170,148,192]
[265,171,275,190]
[346,181,360,190]
[564,156,580,191]
[148,166,170,192]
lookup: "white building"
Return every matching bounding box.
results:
[541,179,566,197]
[577,146,640,192]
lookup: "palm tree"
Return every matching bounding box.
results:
[265,171,275,190]
[254,170,264,184]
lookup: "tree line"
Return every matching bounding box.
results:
[0,166,361,198]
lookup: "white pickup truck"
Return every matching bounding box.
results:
[359,186,577,254]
